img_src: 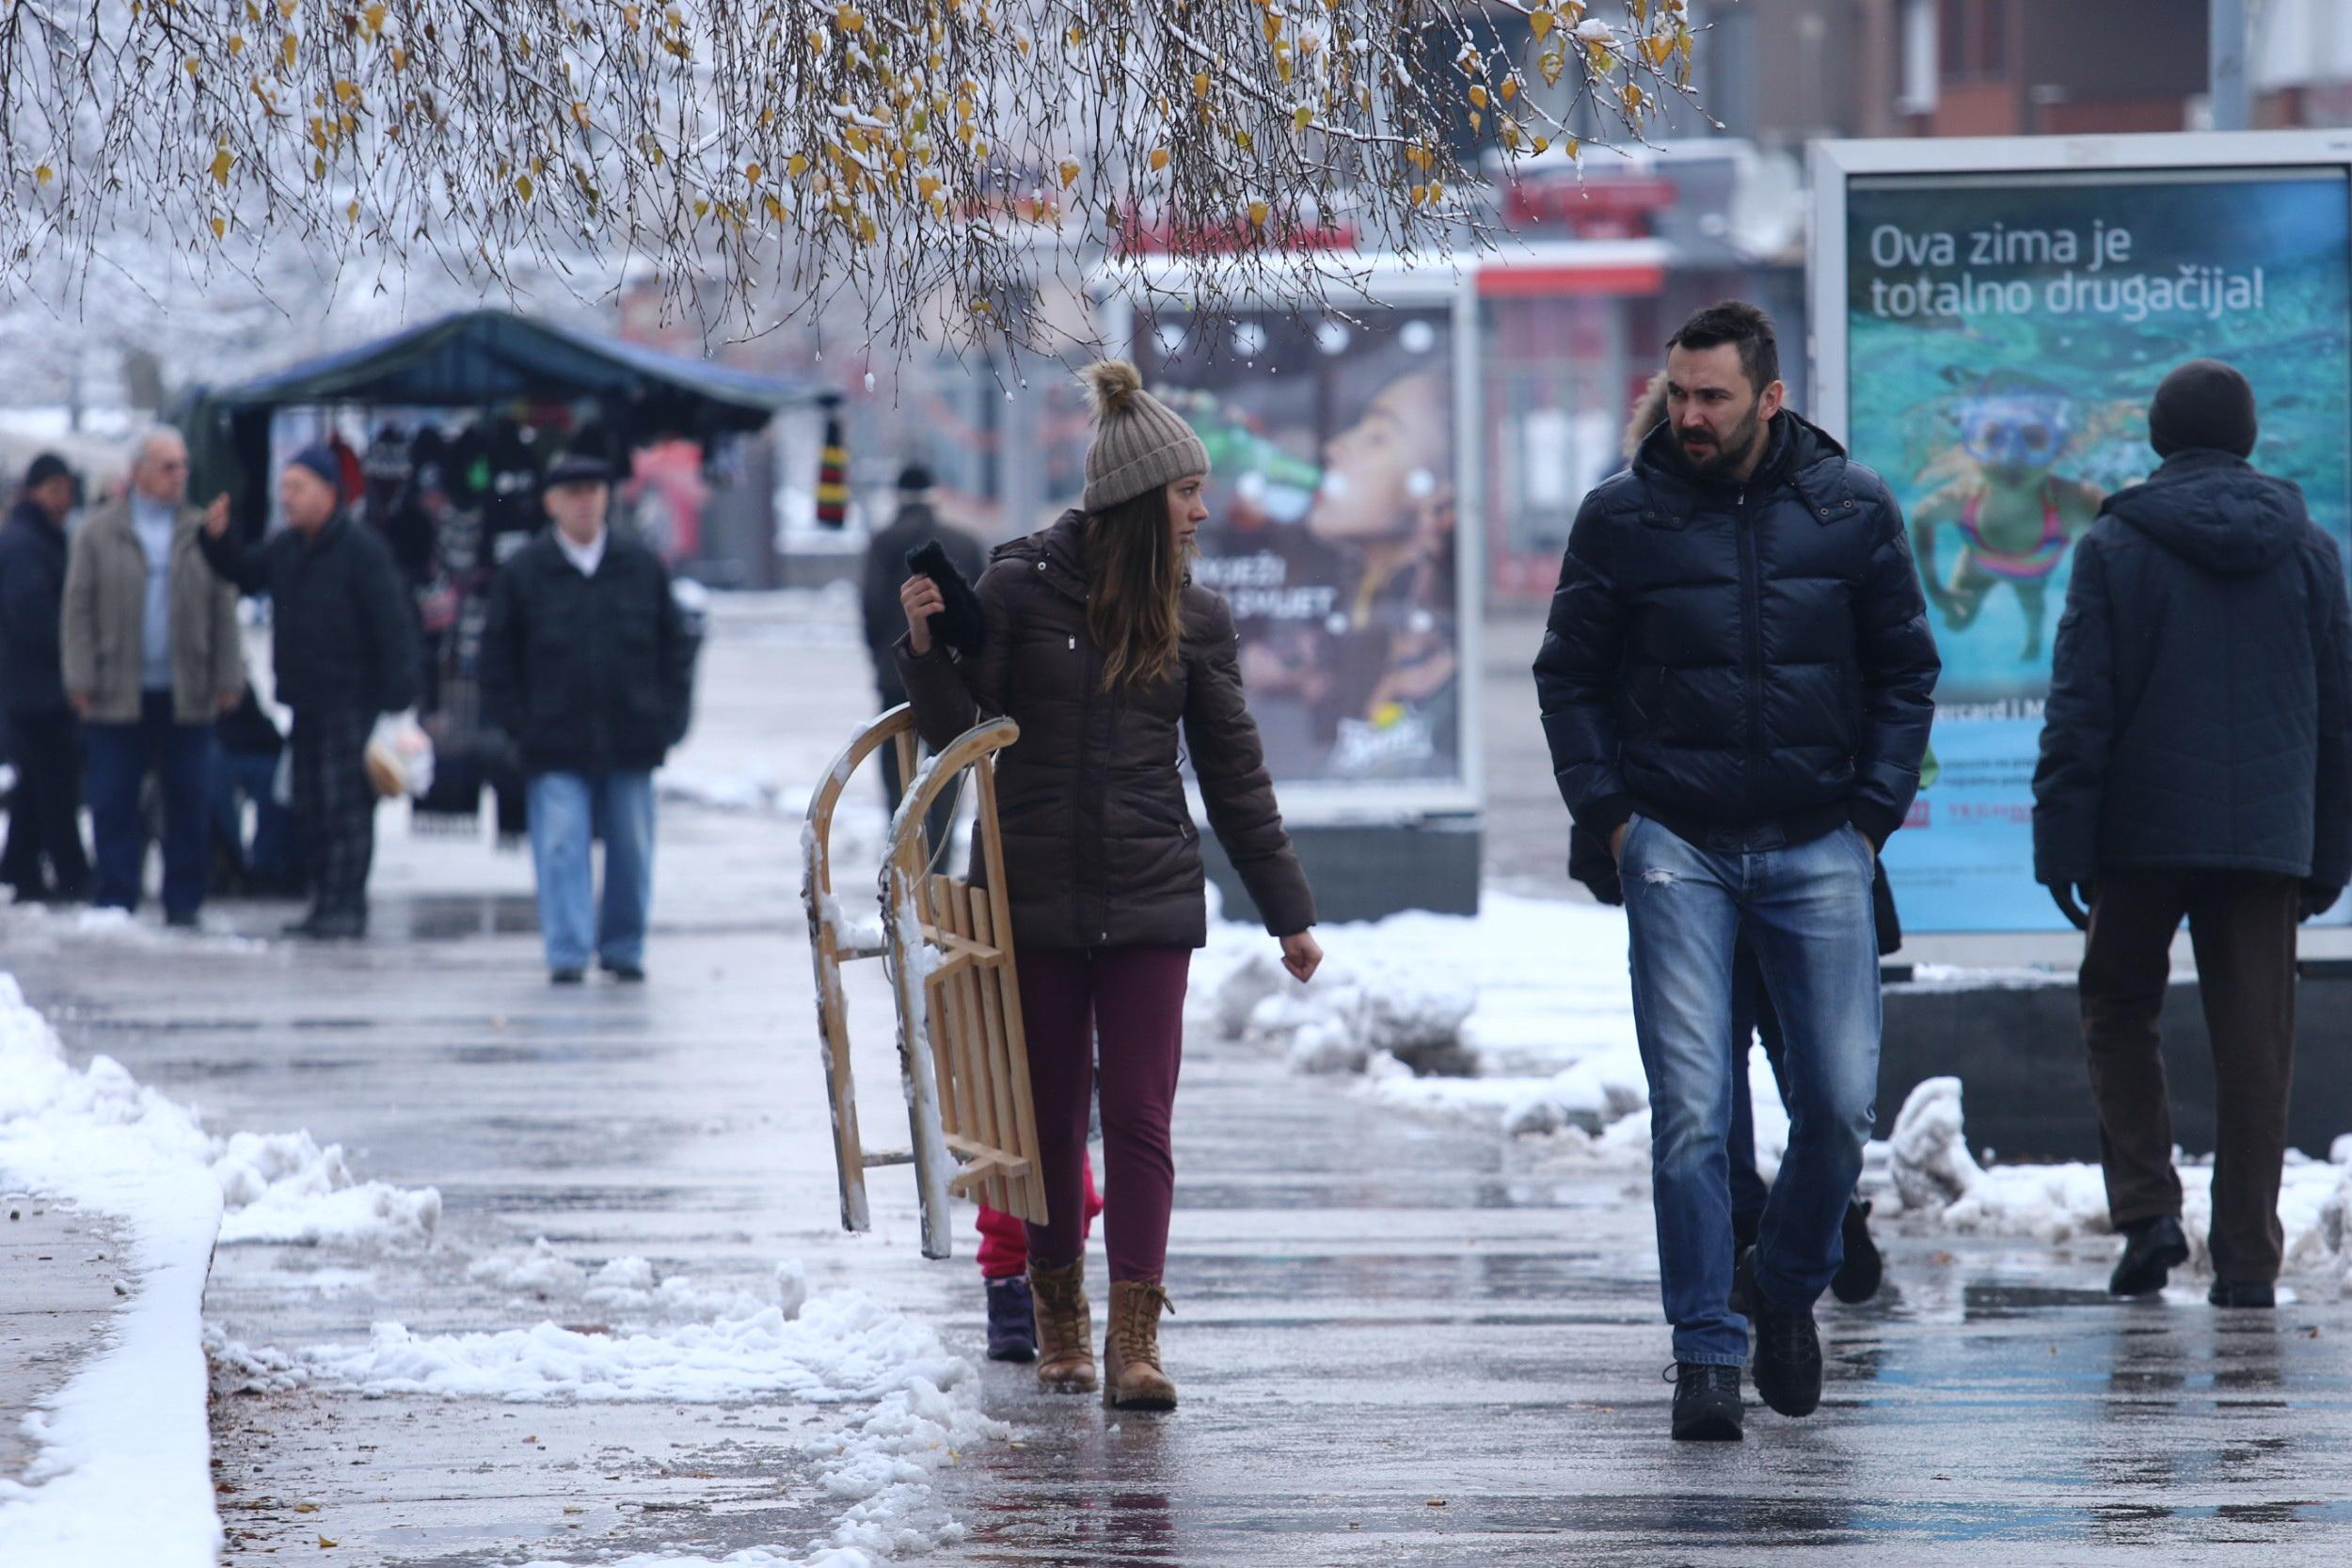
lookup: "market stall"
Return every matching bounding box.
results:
[179,309,834,827]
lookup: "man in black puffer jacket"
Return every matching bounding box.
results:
[482,453,694,984]
[2034,357,2352,1312]
[1536,301,1939,1442]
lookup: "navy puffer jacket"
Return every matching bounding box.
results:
[1536,411,1940,849]
[2032,450,2352,891]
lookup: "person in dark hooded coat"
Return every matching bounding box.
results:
[2034,356,2352,1311]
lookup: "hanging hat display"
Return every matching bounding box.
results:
[816,409,850,530]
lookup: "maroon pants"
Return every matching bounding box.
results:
[1018,945,1191,1283]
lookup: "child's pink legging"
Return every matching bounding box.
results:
[975,1160,1101,1278]
[1010,945,1191,1283]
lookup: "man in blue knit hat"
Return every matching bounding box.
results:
[200,443,419,938]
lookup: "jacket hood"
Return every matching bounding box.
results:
[1631,408,1850,516]
[992,509,1090,604]
[2102,451,2308,576]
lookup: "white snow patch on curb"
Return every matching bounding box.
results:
[0,975,224,1567]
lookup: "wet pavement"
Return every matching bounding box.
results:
[932,1037,2352,1565]
[6,598,2349,1564]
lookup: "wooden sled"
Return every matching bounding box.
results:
[801,707,1050,1259]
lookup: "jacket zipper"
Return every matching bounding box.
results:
[1735,487,1763,822]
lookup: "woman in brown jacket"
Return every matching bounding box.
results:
[898,361,1322,1411]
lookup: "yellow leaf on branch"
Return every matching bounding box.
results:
[516,173,533,201]
[210,148,234,186]
[1247,199,1269,228]
[34,165,53,185]
[1149,147,1168,172]
[1058,160,1079,187]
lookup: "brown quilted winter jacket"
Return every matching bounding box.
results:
[896,511,1315,951]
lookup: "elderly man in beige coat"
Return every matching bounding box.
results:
[60,427,243,926]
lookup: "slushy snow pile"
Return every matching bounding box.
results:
[0,970,446,1566]
[1202,895,2352,1288]
[266,1237,993,1568]
[1885,1076,2352,1288]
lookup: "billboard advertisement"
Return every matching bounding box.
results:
[1816,136,2352,930]
[1130,306,1470,798]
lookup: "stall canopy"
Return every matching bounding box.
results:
[182,309,833,518]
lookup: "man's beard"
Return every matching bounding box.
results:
[1680,405,1764,477]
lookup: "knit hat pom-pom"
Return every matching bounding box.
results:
[1080,359,1143,418]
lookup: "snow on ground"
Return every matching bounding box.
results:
[0,976,224,1567]
[0,966,448,1565]
[1197,893,2352,1289]
[215,1234,996,1568]
[1885,1076,2352,1290]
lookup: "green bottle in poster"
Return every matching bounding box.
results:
[1164,390,1321,522]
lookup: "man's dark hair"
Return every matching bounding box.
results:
[1667,301,1780,394]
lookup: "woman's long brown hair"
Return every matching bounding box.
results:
[1082,485,1188,693]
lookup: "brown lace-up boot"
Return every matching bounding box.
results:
[1027,1259,1098,1393]
[1103,1279,1178,1411]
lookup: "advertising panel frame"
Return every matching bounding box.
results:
[1809,128,2352,446]
[1808,130,2352,932]
[1092,259,1486,829]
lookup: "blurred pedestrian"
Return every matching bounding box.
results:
[199,444,420,939]
[480,453,693,984]
[862,462,982,850]
[208,680,297,897]
[0,452,92,903]
[898,360,1322,1410]
[2034,357,2352,1310]
[60,429,243,926]
[1535,302,1938,1441]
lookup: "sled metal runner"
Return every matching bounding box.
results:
[800,706,1049,1259]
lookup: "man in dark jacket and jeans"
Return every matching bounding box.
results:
[482,453,693,983]
[2034,358,2352,1310]
[200,445,421,939]
[0,453,91,902]
[1535,301,1939,1442]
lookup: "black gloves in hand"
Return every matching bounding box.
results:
[2049,880,2096,931]
[2301,882,2344,922]
[904,540,987,659]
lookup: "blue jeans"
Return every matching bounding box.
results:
[1621,815,1882,1366]
[210,747,294,882]
[526,770,655,972]
[84,692,212,918]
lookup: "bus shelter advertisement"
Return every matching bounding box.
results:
[1134,308,1465,792]
[1846,166,2352,930]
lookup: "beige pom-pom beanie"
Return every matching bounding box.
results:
[1078,360,1212,513]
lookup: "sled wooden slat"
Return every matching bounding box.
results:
[925,878,1003,1214]
[930,879,1013,1214]
[803,705,1047,1259]
[971,757,1052,1223]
